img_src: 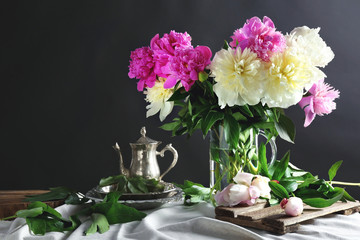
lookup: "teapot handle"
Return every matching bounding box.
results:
[156,144,178,181]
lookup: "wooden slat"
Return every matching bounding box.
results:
[215,201,360,234]
[216,215,299,234]
[215,201,267,218]
[236,205,283,221]
[263,201,360,231]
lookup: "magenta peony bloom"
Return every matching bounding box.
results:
[164,46,212,91]
[128,47,156,91]
[230,16,286,61]
[151,31,192,78]
[298,79,340,127]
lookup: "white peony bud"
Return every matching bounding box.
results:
[280,197,304,217]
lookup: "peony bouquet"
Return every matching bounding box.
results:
[128,16,354,209]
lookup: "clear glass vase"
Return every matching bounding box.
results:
[209,125,277,192]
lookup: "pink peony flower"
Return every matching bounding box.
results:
[128,47,157,91]
[164,46,212,91]
[214,183,260,207]
[298,79,340,127]
[230,16,286,61]
[151,31,192,78]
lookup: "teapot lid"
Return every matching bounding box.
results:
[132,127,159,145]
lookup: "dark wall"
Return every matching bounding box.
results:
[1,0,359,198]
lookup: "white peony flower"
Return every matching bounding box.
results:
[233,172,254,186]
[251,175,271,199]
[286,26,335,68]
[144,77,174,121]
[210,47,264,108]
[262,49,326,108]
[224,184,251,205]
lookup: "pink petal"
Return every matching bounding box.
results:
[163,76,178,89]
[298,96,313,109]
[137,80,145,91]
[304,105,316,127]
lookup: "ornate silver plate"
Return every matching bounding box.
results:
[94,182,177,200]
[85,186,183,210]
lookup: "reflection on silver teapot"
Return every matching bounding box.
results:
[113,127,178,181]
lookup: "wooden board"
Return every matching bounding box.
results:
[216,201,360,234]
[0,190,64,219]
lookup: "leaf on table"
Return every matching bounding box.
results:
[16,207,44,219]
[269,181,289,199]
[175,180,211,205]
[85,213,110,235]
[303,189,344,208]
[25,186,72,202]
[92,201,146,224]
[28,201,62,219]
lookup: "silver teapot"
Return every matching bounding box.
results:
[113,127,178,180]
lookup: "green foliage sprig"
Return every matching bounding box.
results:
[2,189,146,236]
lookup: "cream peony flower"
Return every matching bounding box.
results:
[210,47,264,108]
[286,26,334,68]
[251,175,271,199]
[262,49,326,108]
[144,77,174,121]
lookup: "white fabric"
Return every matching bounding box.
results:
[1,202,360,240]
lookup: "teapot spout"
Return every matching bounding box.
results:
[113,142,129,177]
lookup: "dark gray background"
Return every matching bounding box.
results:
[1,0,359,199]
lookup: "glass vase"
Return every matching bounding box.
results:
[209,125,277,192]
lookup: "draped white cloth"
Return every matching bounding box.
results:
[1,202,360,240]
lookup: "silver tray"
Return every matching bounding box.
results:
[85,187,183,210]
[95,182,177,200]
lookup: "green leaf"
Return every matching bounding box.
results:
[223,40,230,50]
[201,111,224,136]
[303,189,344,208]
[198,71,208,82]
[233,112,247,121]
[295,188,325,199]
[99,175,127,188]
[239,105,254,117]
[168,89,189,101]
[92,201,146,224]
[159,121,180,131]
[258,143,271,179]
[28,201,62,219]
[224,114,240,149]
[128,177,149,193]
[85,213,110,235]
[103,191,122,203]
[25,187,71,202]
[333,187,355,202]
[16,207,44,218]
[175,180,211,205]
[279,180,298,193]
[328,160,343,182]
[275,114,295,143]
[26,217,47,235]
[272,151,290,181]
[269,181,289,199]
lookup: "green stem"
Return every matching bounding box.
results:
[296,180,360,187]
[330,181,360,186]
[1,215,16,221]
